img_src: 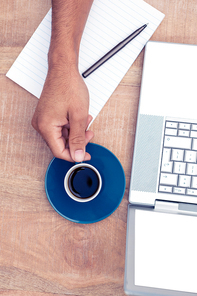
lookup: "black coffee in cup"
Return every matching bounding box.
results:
[68,166,100,199]
[64,163,102,202]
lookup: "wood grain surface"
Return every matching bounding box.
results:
[1,0,197,295]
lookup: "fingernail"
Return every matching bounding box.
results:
[74,150,84,162]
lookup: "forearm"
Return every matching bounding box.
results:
[32,0,94,162]
[50,0,94,70]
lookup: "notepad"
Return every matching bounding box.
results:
[6,0,164,122]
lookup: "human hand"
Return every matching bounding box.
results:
[31,67,94,162]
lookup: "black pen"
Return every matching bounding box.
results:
[82,23,148,78]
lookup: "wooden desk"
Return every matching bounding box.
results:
[1,1,197,295]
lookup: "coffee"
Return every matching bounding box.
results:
[64,163,102,202]
[68,166,99,199]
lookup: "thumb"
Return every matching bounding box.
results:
[69,114,87,162]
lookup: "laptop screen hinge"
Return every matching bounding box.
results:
[155,200,179,212]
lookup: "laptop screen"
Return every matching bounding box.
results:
[124,206,197,296]
[135,208,197,293]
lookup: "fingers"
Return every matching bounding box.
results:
[45,116,93,162]
[41,126,75,162]
[32,112,94,162]
[86,114,93,127]
[69,113,94,162]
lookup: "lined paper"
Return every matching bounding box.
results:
[6,0,164,122]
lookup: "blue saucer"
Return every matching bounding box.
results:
[45,143,126,224]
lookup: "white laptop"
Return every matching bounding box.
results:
[124,41,197,296]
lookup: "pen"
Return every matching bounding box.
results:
[82,23,148,78]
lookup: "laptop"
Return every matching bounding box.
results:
[124,41,197,296]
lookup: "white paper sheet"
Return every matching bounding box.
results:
[135,209,197,293]
[6,0,164,122]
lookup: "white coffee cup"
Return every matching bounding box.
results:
[64,163,102,202]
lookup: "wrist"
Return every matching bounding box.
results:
[48,44,79,73]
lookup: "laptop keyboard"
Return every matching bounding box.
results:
[158,120,197,197]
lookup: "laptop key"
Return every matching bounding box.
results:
[166,121,178,128]
[192,124,197,131]
[165,128,177,136]
[173,187,186,194]
[161,148,173,172]
[187,189,197,196]
[184,150,196,163]
[179,123,190,130]
[160,173,178,186]
[186,163,197,175]
[178,130,190,137]
[178,175,191,187]
[173,162,186,174]
[190,131,197,138]
[164,136,191,150]
[191,176,197,188]
[192,139,197,150]
[171,149,184,161]
[159,185,172,193]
